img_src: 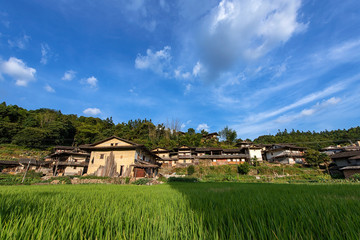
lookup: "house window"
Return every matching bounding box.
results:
[111,143,114,146]
[115,143,118,146]
[100,154,104,159]
[91,158,94,164]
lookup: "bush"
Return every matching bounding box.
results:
[237,163,250,175]
[167,177,198,183]
[350,174,360,182]
[158,176,167,182]
[132,178,151,185]
[187,165,195,175]
[125,177,130,184]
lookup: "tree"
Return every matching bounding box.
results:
[187,128,195,135]
[304,149,330,167]
[219,126,237,143]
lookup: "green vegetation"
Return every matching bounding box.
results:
[237,162,250,175]
[169,164,333,183]
[1,183,360,239]
[0,144,48,161]
[254,128,360,150]
[187,165,195,175]
[2,102,360,152]
[132,178,151,185]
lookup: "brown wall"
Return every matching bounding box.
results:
[343,169,360,178]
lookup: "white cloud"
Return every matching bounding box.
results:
[44,84,55,93]
[83,108,101,115]
[197,0,306,79]
[84,76,98,88]
[192,61,202,77]
[275,97,341,124]
[8,34,30,49]
[62,70,76,81]
[232,97,341,139]
[197,123,210,132]
[245,81,349,123]
[0,57,36,86]
[135,46,171,75]
[40,43,50,65]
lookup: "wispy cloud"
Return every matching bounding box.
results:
[8,34,30,49]
[0,57,36,86]
[44,84,55,93]
[40,43,51,65]
[244,79,353,123]
[62,70,76,81]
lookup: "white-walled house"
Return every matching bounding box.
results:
[265,144,306,164]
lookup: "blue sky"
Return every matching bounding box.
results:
[0,0,360,139]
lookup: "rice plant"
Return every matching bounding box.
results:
[0,183,359,239]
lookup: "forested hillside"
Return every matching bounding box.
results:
[254,128,360,150]
[0,102,219,150]
[1,102,359,150]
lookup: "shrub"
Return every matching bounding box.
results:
[167,177,198,182]
[158,176,167,182]
[132,178,151,185]
[187,165,195,175]
[237,163,250,175]
[125,177,130,184]
[350,174,360,182]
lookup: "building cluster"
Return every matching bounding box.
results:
[1,135,360,179]
[321,142,360,178]
[152,142,306,167]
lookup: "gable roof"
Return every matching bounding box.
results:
[88,136,140,147]
[331,150,360,159]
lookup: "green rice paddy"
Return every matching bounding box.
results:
[1,183,360,239]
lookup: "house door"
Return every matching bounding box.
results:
[134,168,146,178]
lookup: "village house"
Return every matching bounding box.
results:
[80,136,160,178]
[196,148,248,165]
[151,147,178,167]
[157,145,264,166]
[265,144,306,164]
[173,145,197,164]
[0,159,51,174]
[47,146,90,176]
[202,132,219,141]
[331,150,360,178]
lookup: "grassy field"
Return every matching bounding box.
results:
[1,183,360,239]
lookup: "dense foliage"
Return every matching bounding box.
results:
[254,127,360,150]
[1,184,360,239]
[0,102,220,149]
[1,102,360,150]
